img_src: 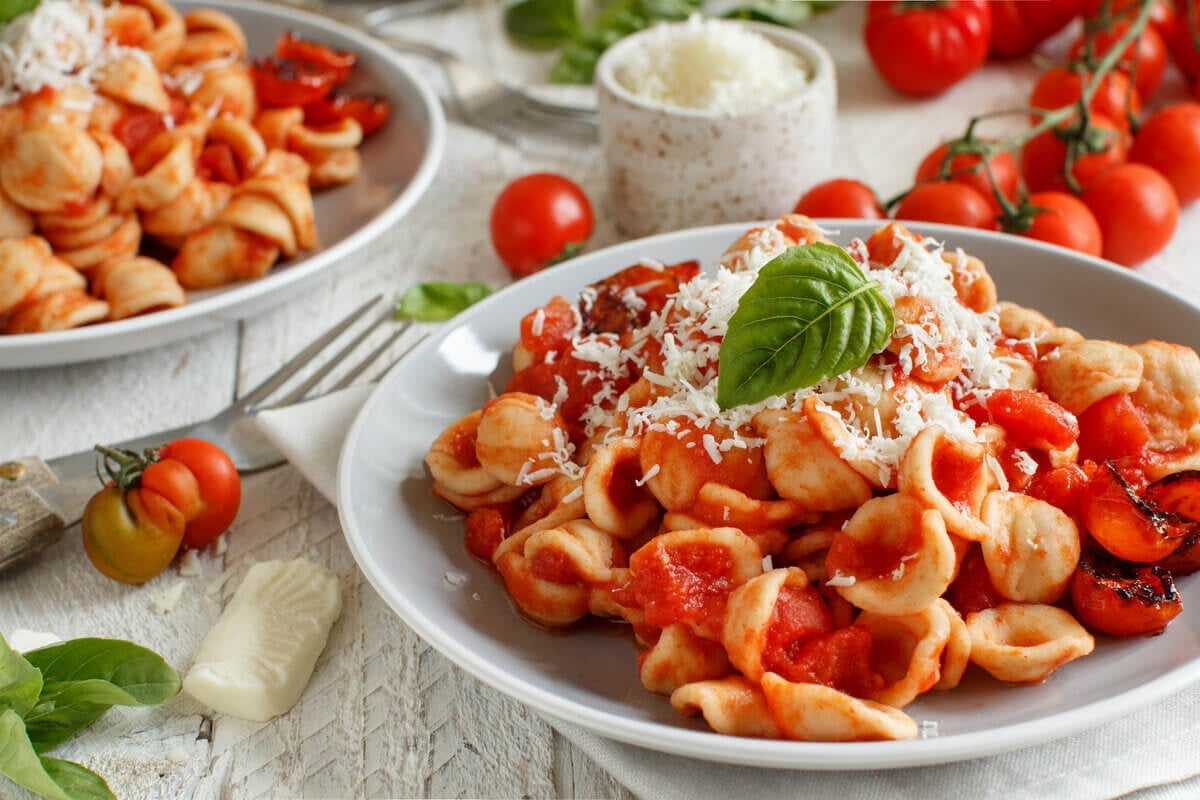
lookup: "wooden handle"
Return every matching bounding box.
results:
[0,457,66,573]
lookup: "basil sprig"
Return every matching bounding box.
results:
[716,243,894,410]
[0,635,181,800]
[395,282,493,322]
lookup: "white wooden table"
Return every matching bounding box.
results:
[3,3,1200,798]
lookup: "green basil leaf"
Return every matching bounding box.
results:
[40,758,116,800]
[549,0,700,83]
[0,0,38,24]
[505,0,580,50]
[0,635,42,718]
[0,710,71,800]
[716,242,894,410]
[705,0,835,25]
[395,282,493,322]
[21,639,180,752]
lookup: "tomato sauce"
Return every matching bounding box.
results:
[778,626,884,698]
[826,526,924,582]
[629,542,734,632]
[528,547,585,585]
[464,507,508,562]
[932,441,980,513]
[761,584,833,678]
[448,426,479,468]
[607,456,647,512]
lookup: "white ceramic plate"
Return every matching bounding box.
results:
[338,221,1200,770]
[0,0,444,369]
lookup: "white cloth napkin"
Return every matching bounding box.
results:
[257,389,1200,800]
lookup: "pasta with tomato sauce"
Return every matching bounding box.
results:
[0,0,387,334]
[426,215,1200,742]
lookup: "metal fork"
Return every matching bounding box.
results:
[0,295,417,571]
[280,0,599,142]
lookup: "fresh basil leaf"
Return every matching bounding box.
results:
[23,639,181,706]
[549,0,700,83]
[395,282,493,322]
[705,0,834,25]
[40,758,116,800]
[0,0,38,24]
[716,243,894,410]
[505,0,580,50]
[0,710,72,800]
[0,635,42,718]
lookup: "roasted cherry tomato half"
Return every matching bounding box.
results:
[1070,546,1182,636]
[82,486,186,584]
[303,92,390,136]
[251,56,338,108]
[1144,470,1200,522]
[1081,461,1187,563]
[275,31,357,84]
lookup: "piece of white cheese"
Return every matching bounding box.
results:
[182,559,342,722]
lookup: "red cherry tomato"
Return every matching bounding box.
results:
[1069,20,1169,101]
[989,0,1086,58]
[275,31,357,85]
[914,142,1019,216]
[303,93,390,136]
[251,57,338,108]
[490,173,594,279]
[1129,102,1200,204]
[863,1,993,97]
[1020,112,1129,193]
[893,181,997,229]
[1070,546,1182,636]
[1084,0,1178,41]
[962,388,1080,451]
[792,178,884,219]
[1030,67,1141,132]
[157,438,242,550]
[1081,461,1186,562]
[1168,0,1200,79]
[1020,191,1103,257]
[1081,163,1179,265]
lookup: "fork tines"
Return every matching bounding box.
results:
[240,295,414,412]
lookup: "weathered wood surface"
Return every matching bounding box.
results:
[3,3,1200,798]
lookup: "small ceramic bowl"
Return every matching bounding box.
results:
[595,20,837,237]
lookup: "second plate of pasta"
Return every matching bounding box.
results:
[338,219,1200,769]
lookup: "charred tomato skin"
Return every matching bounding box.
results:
[1070,546,1182,636]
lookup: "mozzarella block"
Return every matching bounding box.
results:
[183,559,342,722]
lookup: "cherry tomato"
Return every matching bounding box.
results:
[581,260,700,334]
[1084,0,1178,41]
[1070,546,1182,636]
[1020,112,1129,193]
[158,438,241,550]
[1081,461,1187,562]
[1077,392,1150,463]
[962,388,1080,451]
[251,57,338,108]
[863,1,993,97]
[275,31,357,85]
[1020,191,1103,257]
[1069,20,1169,101]
[893,181,997,229]
[1168,0,1200,80]
[1129,103,1200,204]
[1145,470,1200,522]
[1030,67,1141,132]
[82,486,186,584]
[490,173,594,279]
[792,178,884,219]
[1081,163,1179,265]
[989,0,1086,58]
[303,93,390,136]
[915,142,1019,216]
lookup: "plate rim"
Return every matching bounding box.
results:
[0,0,445,369]
[338,219,1200,770]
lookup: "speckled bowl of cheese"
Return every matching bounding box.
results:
[596,16,836,237]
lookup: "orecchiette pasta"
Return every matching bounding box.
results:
[0,0,386,335]
[426,217,1200,742]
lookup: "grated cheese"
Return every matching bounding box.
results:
[614,15,809,116]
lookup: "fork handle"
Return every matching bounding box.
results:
[0,457,67,573]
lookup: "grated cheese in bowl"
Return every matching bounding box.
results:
[613,15,810,116]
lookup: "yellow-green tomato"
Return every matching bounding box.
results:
[81,486,186,584]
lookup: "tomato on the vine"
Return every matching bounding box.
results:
[914,142,1019,215]
[1081,163,1178,265]
[1019,191,1103,257]
[989,0,1085,58]
[893,181,996,229]
[792,178,884,219]
[1129,102,1200,204]
[1030,67,1141,131]
[1167,0,1200,80]
[82,439,242,583]
[863,1,992,97]
[490,173,594,279]
[1020,112,1129,193]
[1084,0,1177,41]
[1069,20,1168,102]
